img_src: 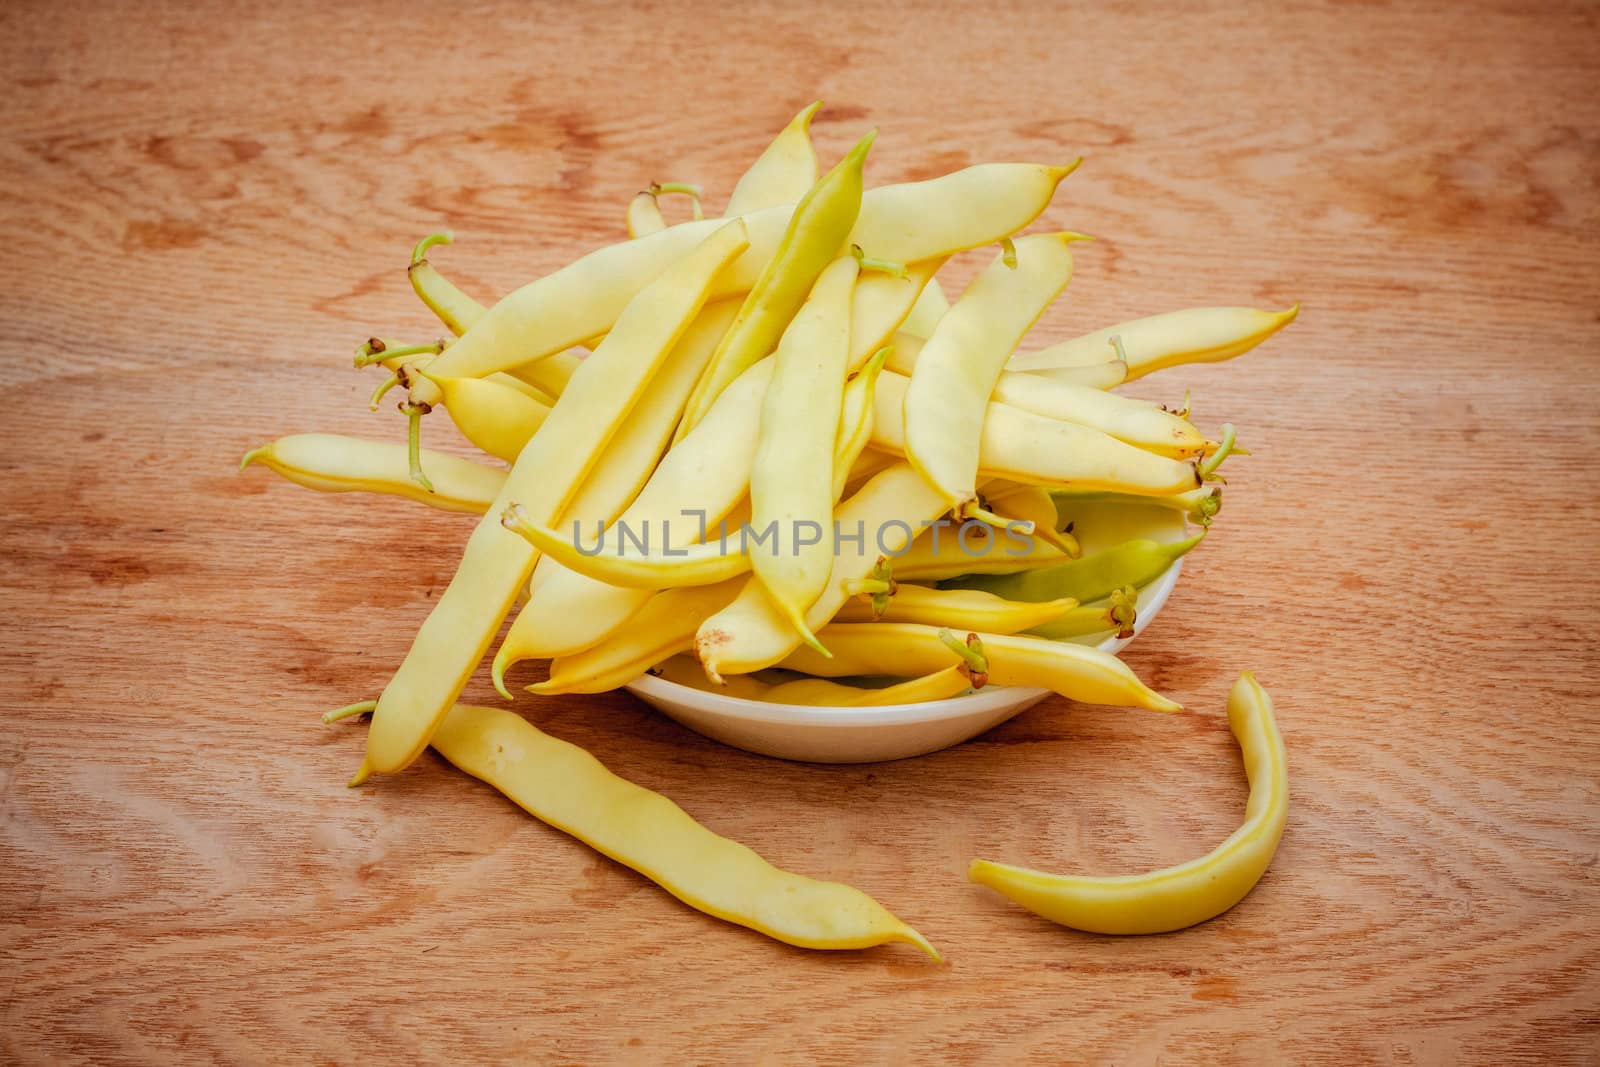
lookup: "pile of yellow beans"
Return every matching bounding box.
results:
[248,104,1296,957]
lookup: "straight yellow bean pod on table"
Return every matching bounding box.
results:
[970,673,1288,934]
[240,434,506,515]
[335,703,937,959]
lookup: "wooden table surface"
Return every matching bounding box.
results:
[4,1,1597,1063]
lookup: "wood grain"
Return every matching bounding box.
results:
[3,0,1598,1063]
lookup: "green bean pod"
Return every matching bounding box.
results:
[940,532,1204,604]
[676,130,875,436]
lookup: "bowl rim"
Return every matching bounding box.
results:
[623,554,1184,727]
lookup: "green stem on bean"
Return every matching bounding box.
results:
[369,374,403,410]
[936,629,990,688]
[1199,423,1241,481]
[960,499,1033,535]
[412,232,453,265]
[401,401,434,492]
[850,244,906,278]
[649,182,705,219]
[1108,586,1138,639]
[323,699,378,725]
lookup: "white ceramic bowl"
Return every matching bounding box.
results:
[624,550,1185,764]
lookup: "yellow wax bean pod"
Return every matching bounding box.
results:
[649,655,773,701]
[903,233,1086,511]
[1007,305,1300,381]
[724,101,821,217]
[750,255,861,650]
[411,162,1074,407]
[834,583,1077,634]
[696,463,949,683]
[503,508,751,589]
[781,623,1180,712]
[832,348,889,503]
[493,359,775,678]
[418,371,550,464]
[239,433,505,514]
[361,220,752,779]
[970,673,1286,934]
[407,234,481,338]
[679,131,874,439]
[989,376,1211,459]
[873,372,1202,497]
[626,190,665,238]
[416,704,937,957]
[848,159,1078,263]
[533,579,747,695]
[760,666,973,707]
[898,277,949,340]
[889,523,1068,582]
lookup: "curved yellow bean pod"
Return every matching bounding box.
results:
[750,254,860,648]
[533,579,746,695]
[679,131,873,437]
[625,190,666,238]
[696,463,948,682]
[411,162,1073,407]
[780,623,1180,712]
[502,510,750,589]
[903,233,1085,508]
[761,666,973,707]
[970,672,1286,933]
[361,221,752,779]
[873,371,1201,497]
[421,371,550,463]
[724,101,821,217]
[239,433,505,514]
[428,703,936,957]
[1007,305,1299,380]
[408,237,483,338]
[833,584,1077,634]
